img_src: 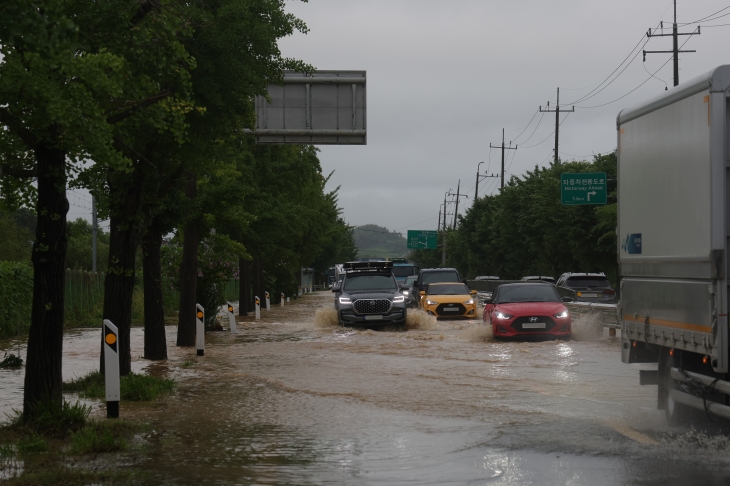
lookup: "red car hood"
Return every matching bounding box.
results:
[494,301,567,316]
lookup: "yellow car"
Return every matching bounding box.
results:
[419,282,478,318]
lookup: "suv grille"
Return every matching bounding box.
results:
[354,299,392,314]
[511,316,557,332]
[436,303,466,316]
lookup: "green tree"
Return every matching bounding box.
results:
[0,0,193,418]
[446,153,617,283]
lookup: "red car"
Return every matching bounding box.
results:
[483,283,571,339]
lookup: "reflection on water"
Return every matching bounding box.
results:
[2,293,730,484]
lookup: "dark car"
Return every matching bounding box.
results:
[401,275,419,308]
[521,276,556,284]
[412,268,462,297]
[332,261,407,327]
[483,283,571,339]
[556,272,616,303]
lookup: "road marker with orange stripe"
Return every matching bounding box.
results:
[265,291,271,311]
[196,304,205,356]
[281,293,285,307]
[255,296,261,320]
[226,301,236,333]
[103,319,120,418]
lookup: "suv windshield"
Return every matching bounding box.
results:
[565,276,611,288]
[422,271,459,284]
[344,274,396,292]
[496,285,560,303]
[392,266,416,277]
[428,284,470,295]
[404,276,417,285]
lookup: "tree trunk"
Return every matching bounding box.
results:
[238,257,249,316]
[101,214,140,376]
[251,256,261,308]
[177,172,198,346]
[142,221,167,360]
[257,257,265,303]
[23,140,68,420]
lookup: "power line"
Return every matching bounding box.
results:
[522,112,571,149]
[511,109,539,143]
[679,5,730,25]
[578,33,696,109]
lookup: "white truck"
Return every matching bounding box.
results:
[618,65,730,423]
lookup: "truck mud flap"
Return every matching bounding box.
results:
[669,368,730,419]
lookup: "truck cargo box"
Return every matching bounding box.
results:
[617,66,730,373]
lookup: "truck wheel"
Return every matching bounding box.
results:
[662,349,690,425]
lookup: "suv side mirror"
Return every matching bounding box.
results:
[419,290,426,296]
[470,289,477,295]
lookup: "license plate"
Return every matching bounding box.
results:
[522,322,545,329]
[443,307,460,312]
[364,315,383,320]
[581,293,598,298]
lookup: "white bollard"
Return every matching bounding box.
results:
[281,293,285,307]
[196,304,204,356]
[103,319,120,419]
[265,291,271,311]
[255,296,261,319]
[286,297,290,303]
[298,286,302,297]
[227,301,236,333]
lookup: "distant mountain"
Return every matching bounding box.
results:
[353,224,407,259]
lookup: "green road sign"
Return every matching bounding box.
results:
[407,230,438,249]
[561,172,607,205]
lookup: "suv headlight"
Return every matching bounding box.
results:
[495,311,512,319]
[402,290,409,295]
[339,297,352,305]
[392,295,405,303]
[463,298,474,305]
[554,310,569,318]
[426,299,438,306]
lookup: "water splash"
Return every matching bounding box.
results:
[460,323,493,342]
[312,307,339,328]
[570,311,605,341]
[406,309,437,330]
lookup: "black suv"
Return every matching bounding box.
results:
[412,268,463,298]
[332,261,408,326]
[556,272,616,303]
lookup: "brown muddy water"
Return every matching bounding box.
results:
[3,292,730,485]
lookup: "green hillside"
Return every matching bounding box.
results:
[354,225,407,259]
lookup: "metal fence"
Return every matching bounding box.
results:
[222,279,239,303]
[64,270,105,326]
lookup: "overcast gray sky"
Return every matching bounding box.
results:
[277,0,730,235]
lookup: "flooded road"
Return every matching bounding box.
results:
[3,292,730,485]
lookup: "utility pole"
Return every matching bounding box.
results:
[441,190,451,266]
[474,161,499,203]
[92,195,98,272]
[539,89,574,164]
[643,0,699,87]
[489,129,517,190]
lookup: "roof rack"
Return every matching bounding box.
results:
[343,261,393,271]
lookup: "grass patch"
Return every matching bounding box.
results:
[64,370,175,401]
[6,401,91,437]
[2,467,135,485]
[0,443,15,457]
[16,433,48,453]
[70,420,136,454]
[181,359,194,367]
